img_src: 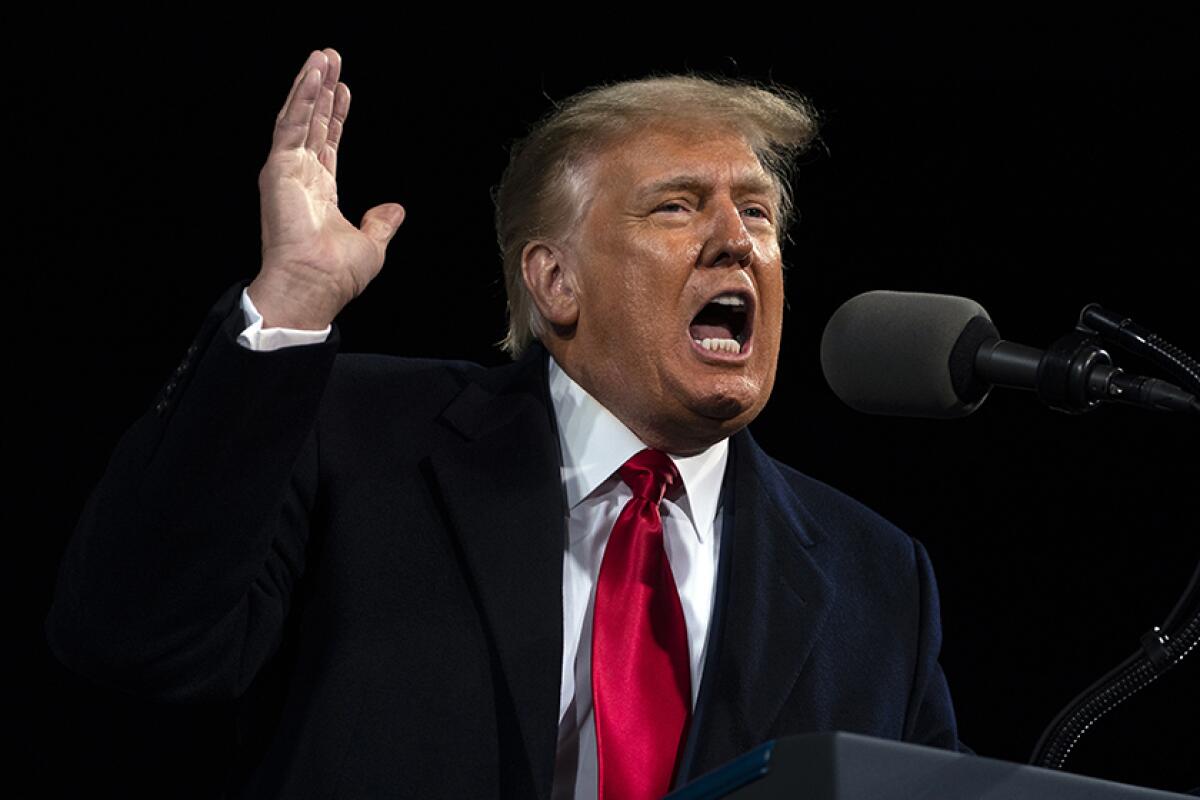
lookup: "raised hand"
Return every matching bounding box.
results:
[248,48,405,330]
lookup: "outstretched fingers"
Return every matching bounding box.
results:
[275,50,323,121]
[320,83,351,178]
[305,48,342,156]
[273,50,328,151]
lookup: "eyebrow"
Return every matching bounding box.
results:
[637,172,778,201]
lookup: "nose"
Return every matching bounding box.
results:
[698,198,754,269]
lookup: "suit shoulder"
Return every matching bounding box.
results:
[768,457,919,564]
[322,353,486,419]
[329,352,484,394]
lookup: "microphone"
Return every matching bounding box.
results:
[819,291,1198,419]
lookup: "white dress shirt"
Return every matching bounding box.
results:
[236,290,331,351]
[236,290,728,799]
[547,357,726,799]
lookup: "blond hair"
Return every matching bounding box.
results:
[493,74,819,357]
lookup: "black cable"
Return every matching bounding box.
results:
[1031,309,1200,771]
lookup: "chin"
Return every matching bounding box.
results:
[687,385,768,434]
[696,371,770,416]
[692,393,751,422]
[651,366,776,450]
[649,392,763,455]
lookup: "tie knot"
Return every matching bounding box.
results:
[618,448,680,504]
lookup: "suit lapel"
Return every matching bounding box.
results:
[427,345,564,800]
[426,352,837,793]
[683,428,837,779]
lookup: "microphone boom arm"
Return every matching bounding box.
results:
[1030,307,1200,771]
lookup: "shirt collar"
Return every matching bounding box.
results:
[548,354,728,543]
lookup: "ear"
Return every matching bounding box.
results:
[521,240,579,329]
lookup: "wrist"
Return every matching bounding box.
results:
[247,269,342,330]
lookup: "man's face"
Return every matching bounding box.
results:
[554,124,786,454]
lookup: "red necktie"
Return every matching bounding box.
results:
[592,448,691,800]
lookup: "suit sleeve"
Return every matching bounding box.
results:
[902,537,973,754]
[46,281,339,704]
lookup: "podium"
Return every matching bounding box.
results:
[668,733,1193,799]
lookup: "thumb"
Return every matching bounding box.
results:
[361,203,406,246]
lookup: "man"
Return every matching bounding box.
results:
[47,48,963,798]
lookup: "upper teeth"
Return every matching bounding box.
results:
[711,294,746,307]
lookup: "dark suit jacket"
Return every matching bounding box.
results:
[47,281,963,798]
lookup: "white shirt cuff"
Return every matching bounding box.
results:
[237,289,332,351]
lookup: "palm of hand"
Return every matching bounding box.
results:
[250,48,404,329]
[260,147,380,301]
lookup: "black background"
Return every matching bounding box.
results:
[13,19,1199,797]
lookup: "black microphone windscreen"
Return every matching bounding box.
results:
[820,291,996,419]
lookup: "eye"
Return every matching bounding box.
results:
[654,201,690,213]
[741,205,772,221]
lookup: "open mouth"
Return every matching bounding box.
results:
[689,292,752,356]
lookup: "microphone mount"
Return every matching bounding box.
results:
[973,315,1199,416]
[1029,329,1112,414]
[1030,304,1200,772]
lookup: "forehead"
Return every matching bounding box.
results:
[588,124,775,196]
